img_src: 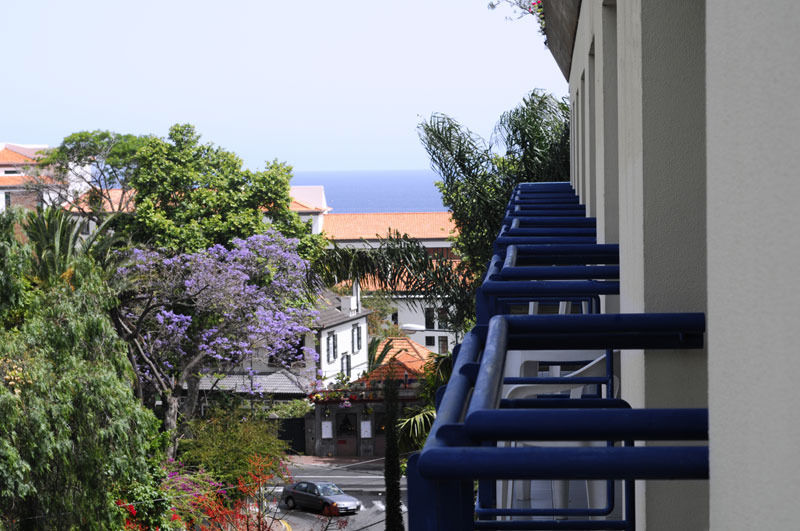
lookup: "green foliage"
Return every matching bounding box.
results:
[266,398,313,418]
[397,353,453,452]
[0,271,162,529]
[383,378,404,530]
[34,129,148,223]
[362,291,402,338]
[367,337,398,372]
[0,208,31,328]
[419,89,569,280]
[178,409,288,491]
[397,405,436,453]
[22,207,120,288]
[127,123,325,258]
[318,234,475,335]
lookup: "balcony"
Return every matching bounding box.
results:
[407,182,707,530]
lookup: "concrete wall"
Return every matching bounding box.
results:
[570,1,708,528]
[706,1,800,528]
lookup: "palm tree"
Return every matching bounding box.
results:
[23,206,121,287]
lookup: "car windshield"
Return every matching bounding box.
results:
[318,484,344,496]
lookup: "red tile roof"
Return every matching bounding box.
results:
[355,337,435,384]
[67,188,136,213]
[0,175,33,187]
[290,198,327,213]
[0,148,35,164]
[323,212,456,241]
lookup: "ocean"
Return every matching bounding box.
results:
[291,169,447,213]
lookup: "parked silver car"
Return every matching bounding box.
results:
[282,481,361,515]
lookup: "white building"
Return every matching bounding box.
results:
[541,1,800,529]
[313,289,371,385]
[321,211,459,353]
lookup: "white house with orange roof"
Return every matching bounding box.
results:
[289,185,330,235]
[322,211,459,354]
[0,143,48,212]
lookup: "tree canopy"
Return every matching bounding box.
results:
[33,130,148,222]
[419,89,569,278]
[0,261,161,529]
[127,123,324,258]
[112,231,317,455]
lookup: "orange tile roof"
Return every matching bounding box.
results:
[290,198,327,213]
[323,212,456,241]
[360,358,420,382]
[0,175,33,187]
[369,336,435,376]
[0,148,35,164]
[67,188,136,213]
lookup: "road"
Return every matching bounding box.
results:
[276,457,408,530]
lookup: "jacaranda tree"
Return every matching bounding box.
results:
[112,231,316,456]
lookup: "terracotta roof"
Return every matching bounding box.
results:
[371,336,435,375]
[290,198,327,213]
[289,185,329,213]
[341,258,464,293]
[0,175,33,187]
[67,188,136,213]
[323,212,455,241]
[0,147,35,164]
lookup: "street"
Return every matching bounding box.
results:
[276,456,408,530]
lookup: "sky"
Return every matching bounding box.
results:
[2,1,566,172]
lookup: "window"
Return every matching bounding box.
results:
[3,170,20,175]
[341,354,351,378]
[424,308,435,330]
[4,192,11,209]
[437,308,448,330]
[438,336,449,354]
[326,332,338,363]
[425,336,436,347]
[351,323,362,352]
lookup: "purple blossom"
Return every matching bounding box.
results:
[116,231,318,396]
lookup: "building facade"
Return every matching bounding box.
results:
[543,1,799,529]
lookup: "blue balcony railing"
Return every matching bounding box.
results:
[407,182,708,530]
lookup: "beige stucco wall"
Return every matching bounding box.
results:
[706,1,800,528]
[570,1,709,528]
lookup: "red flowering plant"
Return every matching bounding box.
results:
[161,454,293,530]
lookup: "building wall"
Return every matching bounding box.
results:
[1,188,40,211]
[318,317,368,384]
[393,298,455,354]
[706,1,800,528]
[569,1,708,528]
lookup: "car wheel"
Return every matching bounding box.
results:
[285,496,296,510]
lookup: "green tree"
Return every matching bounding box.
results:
[22,207,121,288]
[179,409,288,490]
[383,377,404,531]
[0,264,162,530]
[127,123,324,259]
[419,89,569,279]
[0,208,30,329]
[397,353,453,452]
[32,130,148,223]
